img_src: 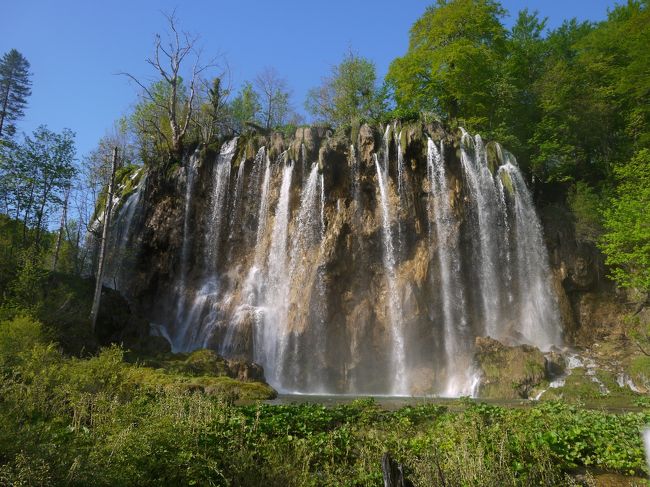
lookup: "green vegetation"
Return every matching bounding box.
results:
[0,49,32,140]
[384,0,650,294]
[600,149,650,292]
[0,315,648,486]
[305,51,386,128]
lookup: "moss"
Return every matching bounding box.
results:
[474,338,546,399]
[630,355,650,387]
[500,169,514,195]
[485,141,501,175]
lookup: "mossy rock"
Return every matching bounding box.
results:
[485,141,501,175]
[499,169,514,195]
[474,336,546,399]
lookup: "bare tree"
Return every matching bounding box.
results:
[254,67,292,131]
[90,147,118,332]
[120,11,216,158]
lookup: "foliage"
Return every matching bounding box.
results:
[567,181,603,242]
[0,125,76,249]
[386,0,507,128]
[229,82,261,134]
[306,51,385,127]
[0,49,32,140]
[600,149,650,291]
[0,314,648,487]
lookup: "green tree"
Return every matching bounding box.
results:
[129,79,185,161]
[600,149,650,292]
[305,51,384,127]
[15,126,76,247]
[193,77,231,144]
[492,9,548,171]
[386,0,506,129]
[229,82,261,134]
[0,49,32,140]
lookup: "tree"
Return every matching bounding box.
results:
[0,49,32,140]
[193,76,231,144]
[491,9,549,171]
[306,51,384,127]
[254,67,292,131]
[386,0,506,128]
[17,126,76,247]
[121,11,216,160]
[90,147,118,331]
[229,82,261,134]
[600,149,650,293]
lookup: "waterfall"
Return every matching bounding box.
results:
[256,162,294,387]
[426,139,472,396]
[498,156,562,349]
[139,128,563,397]
[459,131,503,339]
[205,138,237,270]
[374,154,408,395]
[227,157,246,244]
[171,153,200,352]
[283,164,322,389]
[106,169,146,290]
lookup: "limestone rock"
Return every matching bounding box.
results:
[474,336,546,399]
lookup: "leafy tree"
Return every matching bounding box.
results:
[255,67,292,131]
[0,49,32,140]
[305,51,384,127]
[193,76,231,144]
[599,149,650,292]
[229,82,261,134]
[386,0,506,128]
[129,79,184,161]
[567,181,603,243]
[9,126,76,247]
[491,9,548,171]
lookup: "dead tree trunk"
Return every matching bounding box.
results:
[90,147,118,332]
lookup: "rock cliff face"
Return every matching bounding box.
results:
[107,121,608,396]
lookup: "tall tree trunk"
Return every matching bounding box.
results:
[0,76,11,138]
[52,184,70,271]
[90,147,118,332]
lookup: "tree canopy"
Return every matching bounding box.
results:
[0,49,32,140]
[306,52,384,127]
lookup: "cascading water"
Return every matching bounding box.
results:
[459,131,503,339]
[174,141,238,352]
[172,153,200,352]
[105,169,146,290]
[114,128,563,397]
[205,138,237,270]
[498,154,562,349]
[426,138,473,395]
[256,161,294,387]
[283,164,324,390]
[374,154,408,395]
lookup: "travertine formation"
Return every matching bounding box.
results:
[106,122,565,396]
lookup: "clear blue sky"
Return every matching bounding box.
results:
[3,0,618,160]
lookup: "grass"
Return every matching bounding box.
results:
[1,315,649,486]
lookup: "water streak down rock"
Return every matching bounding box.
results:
[109,123,563,396]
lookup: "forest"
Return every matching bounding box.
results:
[0,0,649,485]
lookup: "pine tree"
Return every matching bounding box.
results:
[0,49,32,139]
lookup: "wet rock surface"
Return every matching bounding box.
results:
[103,121,634,397]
